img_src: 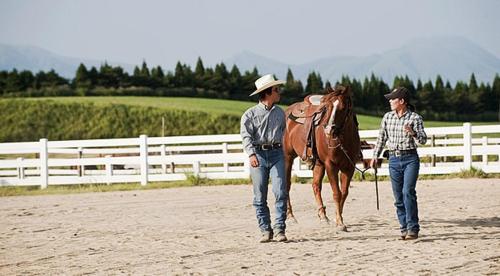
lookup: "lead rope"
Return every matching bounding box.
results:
[338,143,370,180]
[338,143,379,210]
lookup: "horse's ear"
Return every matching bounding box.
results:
[345,85,351,95]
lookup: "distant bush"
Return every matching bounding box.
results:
[0,99,240,142]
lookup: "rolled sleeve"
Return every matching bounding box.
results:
[414,115,427,145]
[240,111,256,156]
[373,114,388,158]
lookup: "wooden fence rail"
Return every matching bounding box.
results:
[0,123,499,188]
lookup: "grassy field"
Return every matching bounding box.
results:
[22,96,490,130]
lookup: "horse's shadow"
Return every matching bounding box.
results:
[286,216,500,243]
[425,216,500,228]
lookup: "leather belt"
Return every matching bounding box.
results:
[389,149,417,157]
[255,143,282,151]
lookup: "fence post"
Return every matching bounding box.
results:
[17,157,25,179]
[431,135,436,167]
[463,123,472,170]
[139,135,148,186]
[77,147,83,177]
[193,161,200,176]
[160,144,167,174]
[40,138,48,189]
[443,136,448,162]
[482,136,488,166]
[292,157,301,177]
[105,155,113,185]
[222,142,229,173]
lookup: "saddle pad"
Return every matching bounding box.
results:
[308,95,323,106]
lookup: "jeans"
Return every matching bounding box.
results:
[388,153,420,233]
[250,148,288,233]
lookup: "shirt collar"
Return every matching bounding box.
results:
[391,109,411,119]
[258,102,275,111]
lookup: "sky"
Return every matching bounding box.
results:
[1,0,499,69]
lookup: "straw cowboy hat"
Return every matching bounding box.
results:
[249,74,286,96]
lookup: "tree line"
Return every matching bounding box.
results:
[0,57,498,121]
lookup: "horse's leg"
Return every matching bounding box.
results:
[337,167,355,231]
[325,162,346,230]
[311,162,328,223]
[284,151,298,223]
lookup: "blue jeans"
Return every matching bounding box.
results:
[388,153,420,233]
[250,148,288,233]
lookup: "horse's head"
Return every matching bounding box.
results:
[321,85,353,137]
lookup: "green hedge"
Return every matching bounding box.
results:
[0,100,240,142]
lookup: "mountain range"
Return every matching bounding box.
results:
[224,36,500,84]
[1,36,499,84]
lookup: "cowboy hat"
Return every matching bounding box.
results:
[249,74,285,96]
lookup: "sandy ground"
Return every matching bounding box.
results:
[1,178,499,275]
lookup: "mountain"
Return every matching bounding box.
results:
[224,36,500,84]
[0,44,134,78]
[2,36,499,84]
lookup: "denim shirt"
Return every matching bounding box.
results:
[240,102,286,156]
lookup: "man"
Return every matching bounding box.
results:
[240,74,288,243]
[370,87,427,240]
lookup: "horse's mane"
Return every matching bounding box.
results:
[321,85,350,103]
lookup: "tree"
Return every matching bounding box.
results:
[4,69,21,92]
[194,57,205,88]
[492,74,500,120]
[283,68,303,103]
[151,66,165,88]
[18,70,35,91]
[74,63,91,89]
[433,75,446,112]
[228,65,243,99]
[305,71,323,95]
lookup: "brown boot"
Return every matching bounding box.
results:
[259,231,273,243]
[405,230,418,240]
[274,231,287,242]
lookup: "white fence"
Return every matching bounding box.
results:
[0,123,499,188]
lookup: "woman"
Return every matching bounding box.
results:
[370,87,427,240]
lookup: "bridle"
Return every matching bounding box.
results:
[322,93,369,177]
[323,93,353,140]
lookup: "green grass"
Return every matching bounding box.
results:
[19,96,495,130]
[23,96,255,116]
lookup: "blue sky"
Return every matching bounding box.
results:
[1,0,499,69]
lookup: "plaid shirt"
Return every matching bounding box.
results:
[373,110,427,158]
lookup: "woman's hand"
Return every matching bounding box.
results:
[370,158,378,172]
[404,123,416,137]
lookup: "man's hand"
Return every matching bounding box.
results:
[370,158,378,172]
[249,154,259,167]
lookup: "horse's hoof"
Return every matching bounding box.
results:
[287,216,299,224]
[337,225,348,232]
[319,217,330,225]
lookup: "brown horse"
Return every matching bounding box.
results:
[283,85,361,231]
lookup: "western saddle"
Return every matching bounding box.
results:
[288,95,328,168]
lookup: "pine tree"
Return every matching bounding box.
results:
[433,75,446,112]
[194,57,205,88]
[492,74,500,120]
[74,63,91,89]
[283,68,303,103]
[305,72,323,94]
[228,65,242,99]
